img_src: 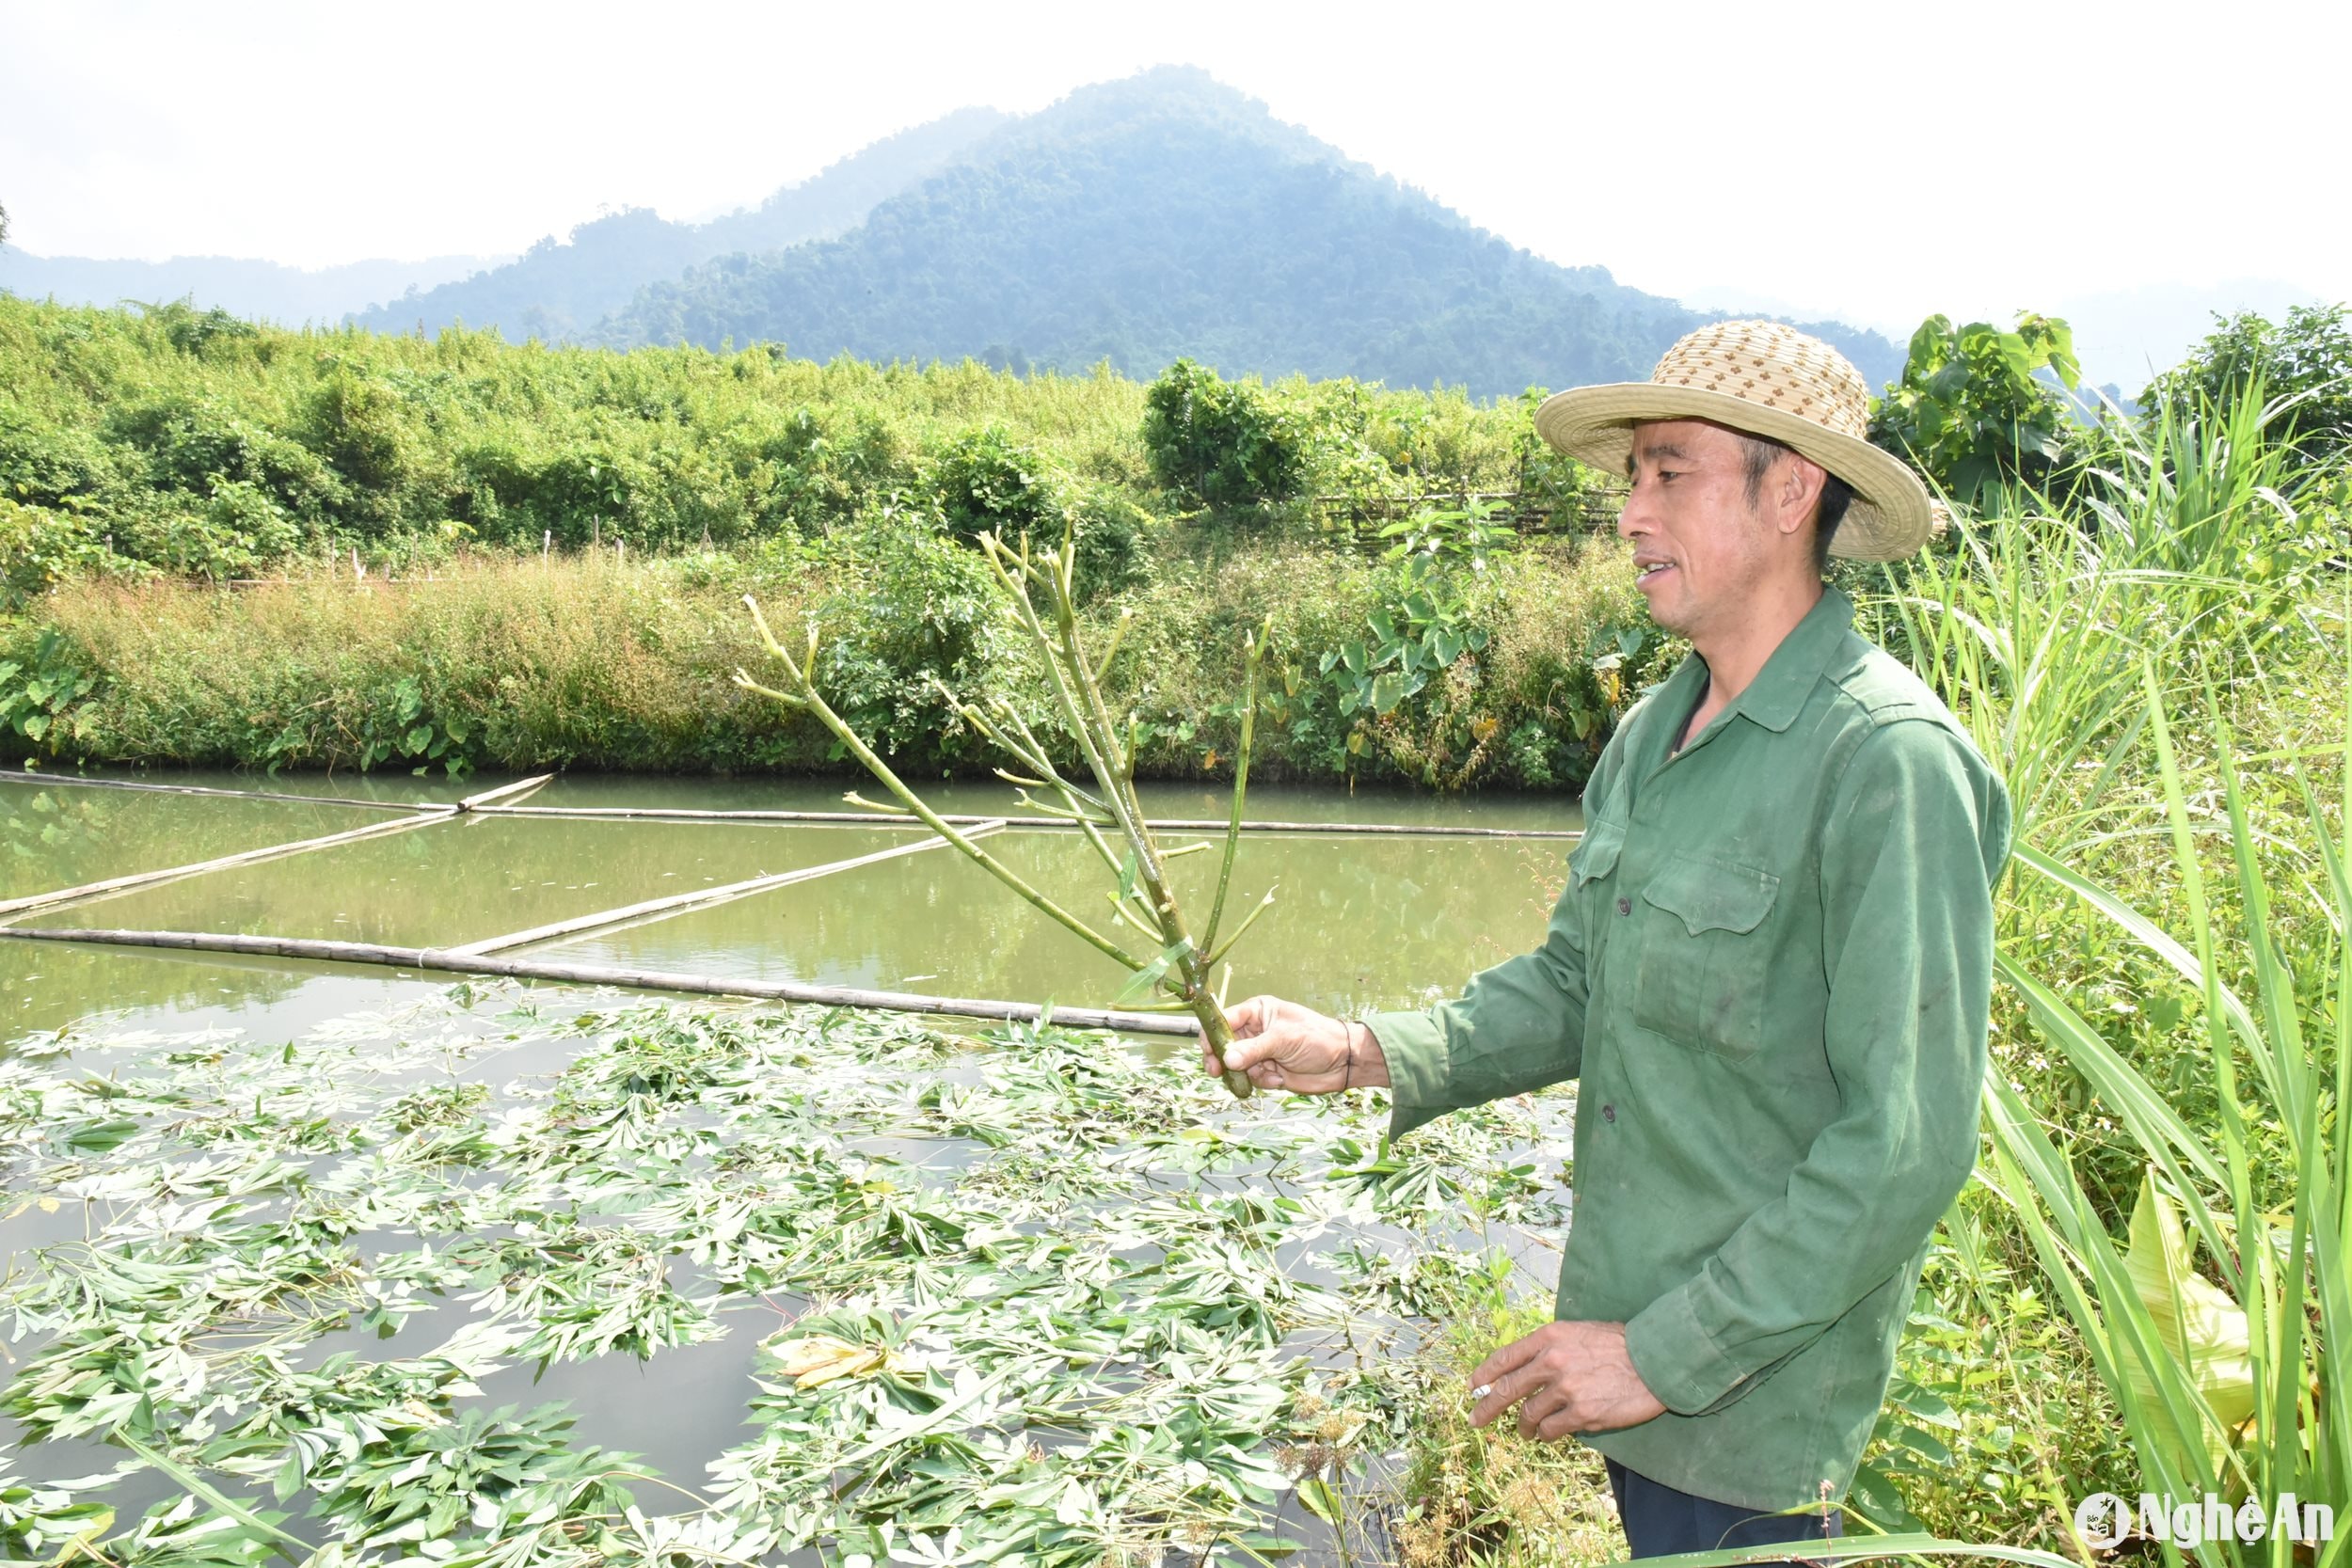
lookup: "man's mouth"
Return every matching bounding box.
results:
[1636,559,1677,584]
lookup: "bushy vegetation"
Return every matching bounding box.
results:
[0,293,1667,789]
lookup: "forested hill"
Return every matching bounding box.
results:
[596,68,1899,394]
[346,107,1011,341]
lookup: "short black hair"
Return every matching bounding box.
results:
[1738,434,1853,575]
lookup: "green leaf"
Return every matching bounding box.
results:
[2121,1169,2256,1474]
[1114,937,1192,1005]
[1369,672,1407,715]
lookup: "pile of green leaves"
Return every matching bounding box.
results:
[0,989,1570,1565]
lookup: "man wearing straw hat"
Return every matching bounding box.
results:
[1205,322,2012,1556]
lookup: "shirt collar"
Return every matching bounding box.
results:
[1717,585,1855,735]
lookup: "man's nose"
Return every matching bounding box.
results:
[1617,481,1651,540]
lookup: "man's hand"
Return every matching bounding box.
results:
[1469,1321,1666,1440]
[1200,995,1388,1095]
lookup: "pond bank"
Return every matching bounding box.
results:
[2,537,1664,790]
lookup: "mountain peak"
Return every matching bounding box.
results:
[596,71,1899,392]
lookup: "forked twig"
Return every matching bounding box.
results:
[736,526,1275,1098]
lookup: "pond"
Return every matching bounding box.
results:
[0,771,1585,1565]
[2,772,1581,1042]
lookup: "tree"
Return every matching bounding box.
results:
[2140,305,2352,465]
[1869,312,2081,509]
[1140,358,1307,514]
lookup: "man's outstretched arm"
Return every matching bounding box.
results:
[1203,857,1593,1125]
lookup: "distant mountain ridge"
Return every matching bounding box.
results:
[0,67,1899,395]
[0,250,503,325]
[596,68,1899,395]
[347,107,1011,340]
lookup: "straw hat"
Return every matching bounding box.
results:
[1534,320,1935,561]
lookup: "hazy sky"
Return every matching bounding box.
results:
[6,0,2345,360]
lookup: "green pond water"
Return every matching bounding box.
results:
[2,771,1581,1042]
[0,771,1583,1561]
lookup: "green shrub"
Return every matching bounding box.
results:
[2140,303,2352,464]
[1869,312,2082,509]
[0,400,119,509]
[1141,357,1307,513]
[0,500,148,611]
[930,425,1057,546]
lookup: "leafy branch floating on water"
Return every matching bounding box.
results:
[738,525,1274,1099]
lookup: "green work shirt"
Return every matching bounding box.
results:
[1364,586,2011,1512]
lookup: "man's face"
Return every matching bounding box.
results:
[1616,420,1776,641]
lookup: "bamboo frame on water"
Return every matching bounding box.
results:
[0,926,1201,1037]
[5,766,1583,840]
[0,775,554,924]
[477,804,1581,839]
[447,825,1000,957]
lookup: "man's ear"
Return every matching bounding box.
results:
[1775,454,1829,541]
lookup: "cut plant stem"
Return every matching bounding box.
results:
[737,527,1272,1100]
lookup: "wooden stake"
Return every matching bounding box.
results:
[0,926,1200,1037]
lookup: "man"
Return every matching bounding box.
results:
[1203,322,2012,1558]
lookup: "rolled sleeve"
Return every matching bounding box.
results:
[1623,721,2009,1414]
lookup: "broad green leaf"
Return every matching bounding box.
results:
[2121,1169,2256,1475]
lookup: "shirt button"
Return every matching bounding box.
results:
[1601,1103,1616,1123]
[1616,896,1632,916]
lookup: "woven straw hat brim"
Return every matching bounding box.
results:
[1534,383,1932,562]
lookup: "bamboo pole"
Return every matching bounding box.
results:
[0,770,426,815]
[0,808,459,923]
[474,804,1581,840]
[0,926,1201,1038]
[0,767,1582,840]
[448,824,1000,957]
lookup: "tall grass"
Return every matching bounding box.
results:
[11,534,1657,786]
[1983,663,2347,1562]
[1844,376,2349,1559]
[1865,378,2341,853]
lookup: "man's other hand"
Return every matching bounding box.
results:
[1469,1321,1666,1439]
[1200,995,1388,1095]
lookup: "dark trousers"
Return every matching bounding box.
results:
[1607,1459,1842,1560]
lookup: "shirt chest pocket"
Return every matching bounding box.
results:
[1631,853,1781,1059]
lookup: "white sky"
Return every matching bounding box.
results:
[6,0,2346,356]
